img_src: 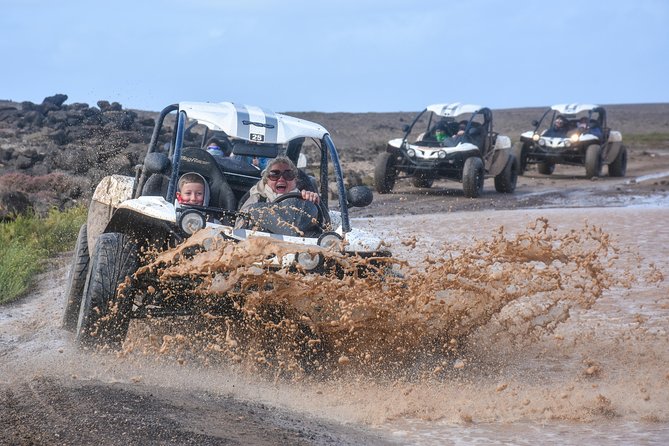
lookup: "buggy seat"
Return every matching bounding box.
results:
[179,148,237,210]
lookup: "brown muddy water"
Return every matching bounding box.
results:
[354,205,669,444]
[2,204,668,444]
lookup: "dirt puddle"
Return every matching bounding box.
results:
[1,205,667,444]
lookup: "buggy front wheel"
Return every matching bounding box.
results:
[462,157,484,198]
[76,232,138,349]
[585,144,602,179]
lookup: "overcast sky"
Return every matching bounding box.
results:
[2,0,667,113]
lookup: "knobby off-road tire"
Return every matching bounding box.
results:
[62,224,90,332]
[537,161,555,175]
[462,156,484,198]
[494,154,519,193]
[585,144,603,179]
[411,173,434,189]
[374,152,397,194]
[512,143,527,175]
[76,232,138,349]
[608,145,628,177]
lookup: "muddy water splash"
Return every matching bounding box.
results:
[121,217,646,383]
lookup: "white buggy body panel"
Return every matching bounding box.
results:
[494,135,512,150]
[426,103,483,117]
[551,103,600,115]
[609,130,622,143]
[179,102,327,143]
[388,137,480,158]
[89,171,384,267]
[117,196,177,223]
[537,133,601,149]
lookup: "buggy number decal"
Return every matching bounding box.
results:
[250,133,265,142]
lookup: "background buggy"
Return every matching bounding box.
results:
[514,103,628,178]
[374,103,518,198]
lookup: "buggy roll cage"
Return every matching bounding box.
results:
[133,103,355,233]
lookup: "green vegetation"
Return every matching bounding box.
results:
[0,207,86,305]
[624,132,669,149]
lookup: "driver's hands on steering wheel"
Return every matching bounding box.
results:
[300,190,320,204]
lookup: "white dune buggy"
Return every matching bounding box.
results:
[514,103,628,178]
[374,103,518,198]
[61,101,386,348]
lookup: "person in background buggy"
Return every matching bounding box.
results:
[544,115,569,137]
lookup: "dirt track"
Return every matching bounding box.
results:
[350,146,669,218]
[1,145,668,445]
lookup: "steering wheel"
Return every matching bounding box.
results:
[272,192,330,229]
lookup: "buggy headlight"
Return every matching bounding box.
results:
[532,133,540,142]
[178,209,206,235]
[296,251,323,271]
[570,133,579,143]
[538,139,546,147]
[318,232,344,251]
[438,150,446,159]
[564,140,572,148]
[407,148,416,157]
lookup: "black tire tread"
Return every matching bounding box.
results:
[494,154,519,193]
[374,152,397,194]
[462,157,484,198]
[76,232,138,348]
[608,146,628,177]
[585,144,602,179]
[62,224,90,332]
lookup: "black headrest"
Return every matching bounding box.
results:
[180,148,237,210]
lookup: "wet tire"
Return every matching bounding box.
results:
[62,224,90,332]
[411,174,434,189]
[462,157,484,198]
[512,143,527,175]
[608,145,628,177]
[494,154,519,193]
[374,152,397,194]
[585,144,602,179]
[537,161,555,175]
[76,232,138,349]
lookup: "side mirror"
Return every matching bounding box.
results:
[531,119,539,127]
[144,152,171,175]
[402,124,411,133]
[346,185,373,208]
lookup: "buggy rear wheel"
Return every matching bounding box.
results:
[62,224,89,332]
[537,161,555,175]
[462,156,484,198]
[608,145,628,177]
[512,143,527,175]
[374,152,397,194]
[494,154,519,193]
[76,232,138,349]
[411,173,434,189]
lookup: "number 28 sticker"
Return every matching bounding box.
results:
[250,133,265,142]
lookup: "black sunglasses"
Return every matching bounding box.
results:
[268,169,296,181]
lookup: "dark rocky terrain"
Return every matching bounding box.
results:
[2,94,668,219]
